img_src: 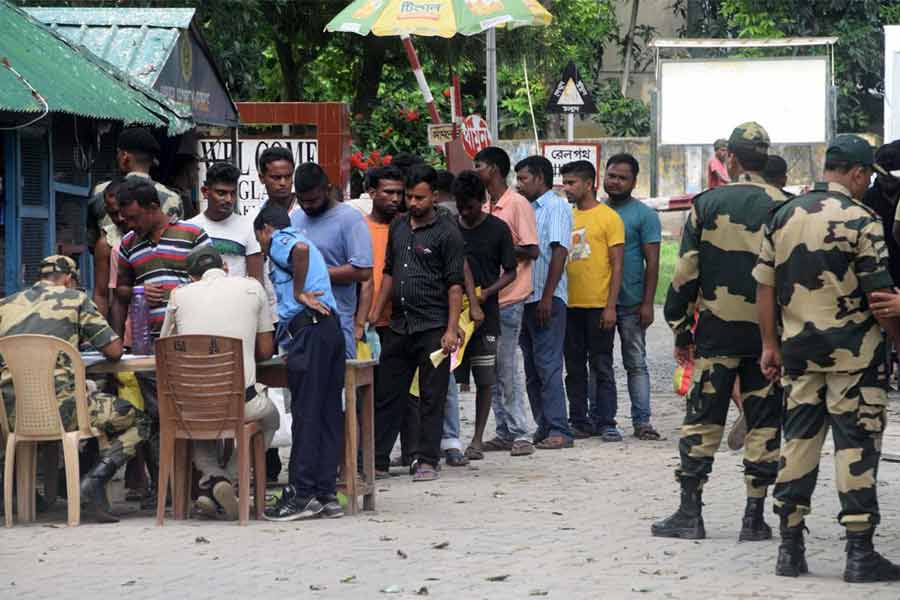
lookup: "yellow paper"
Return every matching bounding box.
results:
[356,340,372,361]
[410,294,477,397]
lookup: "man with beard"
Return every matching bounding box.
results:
[604,153,661,441]
[370,164,464,482]
[290,163,373,358]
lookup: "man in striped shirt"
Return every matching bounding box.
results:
[112,176,209,509]
[114,178,210,338]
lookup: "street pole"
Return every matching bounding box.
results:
[486,28,498,141]
[567,113,574,142]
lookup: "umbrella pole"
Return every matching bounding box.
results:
[401,34,441,124]
[523,57,539,152]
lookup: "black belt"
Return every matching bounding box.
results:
[286,310,330,338]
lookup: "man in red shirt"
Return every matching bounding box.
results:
[707,139,731,189]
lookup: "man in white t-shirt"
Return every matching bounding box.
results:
[188,162,263,281]
[160,246,279,520]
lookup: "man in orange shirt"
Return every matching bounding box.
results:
[707,139,731,189]
[363,165,405,477]
[474,147,540,456]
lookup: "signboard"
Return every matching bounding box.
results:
[540,142,601,187]
[461,115,493,159]
[546,61,597,115]
[427,123,458,146]
[197,138,318,214]
[886,26,900,142]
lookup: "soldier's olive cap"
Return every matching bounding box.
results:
[186,245,224,277]
[117,127,161,156]
[728,122,770,153]
[826,134,874,168]
[40,255,79,279]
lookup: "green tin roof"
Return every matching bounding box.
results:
[0,1,193,135]
[24,7,194,88]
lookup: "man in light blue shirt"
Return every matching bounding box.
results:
[290,163,373,358]
[604,153,661,441]
[254,203,345,522]
[514,155,573,448]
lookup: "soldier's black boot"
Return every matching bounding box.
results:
[843,528,900,583]
[775,518,808,577]
[80,457,123,524]
[739,497,772,541]
[651,478,705,539]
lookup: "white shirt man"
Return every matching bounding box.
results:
[160,246,279,520]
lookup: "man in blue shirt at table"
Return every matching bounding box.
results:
[253,203,346,521]
[290,163,373,357]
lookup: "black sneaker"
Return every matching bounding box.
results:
[318,495,344,519]
[264,486,323,522]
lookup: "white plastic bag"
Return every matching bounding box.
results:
[269,387,293,448]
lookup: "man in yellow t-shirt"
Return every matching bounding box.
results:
[561,160,625,441]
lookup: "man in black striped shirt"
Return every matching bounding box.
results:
[370,165,465,482]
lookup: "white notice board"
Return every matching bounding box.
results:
[659,57,828,145]
[886,26,900,142]
[197,138,318,215]
[541,143,601,187]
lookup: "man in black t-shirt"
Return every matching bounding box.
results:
[863,142,900,285]
[452,171,518,458]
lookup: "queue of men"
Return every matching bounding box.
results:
[6,123,900,583]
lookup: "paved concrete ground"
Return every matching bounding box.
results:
[3,310,900,599]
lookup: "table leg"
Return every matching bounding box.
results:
[343,369,359,516]
[361,380,376,512]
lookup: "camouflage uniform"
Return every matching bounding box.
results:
[0,258,149,463]
[87,172,182,250]
[665,125,786,499]
[752,181,892,531]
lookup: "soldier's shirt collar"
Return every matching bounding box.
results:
[738,172,767,185]
[125,171,152,180]
[813,181,852,197]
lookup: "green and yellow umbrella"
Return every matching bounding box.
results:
[326,0,552,38]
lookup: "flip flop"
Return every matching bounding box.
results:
[464,445,485,461]
[727,412,747,451]
[444,448,469,467]
[510,440,535,456]
[412,463,439,482]
[535,436,574,450]
[482,437,513,452]
[634,424,661,441]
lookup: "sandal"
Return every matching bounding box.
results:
[634,424,661,441]
[535,436,574,450]
[600,427,623,442]
[444,448,469,467]
[412,463,440,482]
[482,437,513,452]
[727,412,747,451]
[464,445,485,461]
[510,440,535,456]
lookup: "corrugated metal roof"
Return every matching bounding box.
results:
[0,2,193,134]
[24,7,193,87]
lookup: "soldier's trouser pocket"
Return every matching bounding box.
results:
[856,386,887,434]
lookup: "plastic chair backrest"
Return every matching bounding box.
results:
[154,335,246,438]
[0,334,90,438]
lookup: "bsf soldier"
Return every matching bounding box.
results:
[87,127,183,251]
[754,135,900,582]
[0,256,150,523]
[653,122,786,541]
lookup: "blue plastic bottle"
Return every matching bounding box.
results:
[129,285,153,355]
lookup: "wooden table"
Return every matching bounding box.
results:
[256,357,378,515]
[86,354,378,516]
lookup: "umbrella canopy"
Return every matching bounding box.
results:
[326,0,551,38]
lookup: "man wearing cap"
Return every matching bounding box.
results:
[87,127,184,252]
[160,246,279,520]
[0,256,150,523]
[707,138,731,189]
[755,134,900,582]
[655,122,786,542]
